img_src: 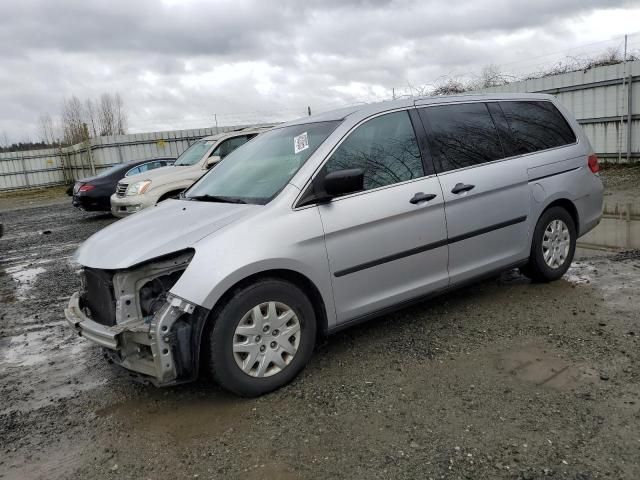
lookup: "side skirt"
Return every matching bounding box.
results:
[327,259,528,335]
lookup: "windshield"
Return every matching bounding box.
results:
[185,121,340,205]
[174,140,214,166]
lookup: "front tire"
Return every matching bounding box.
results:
[521,206,576,282]
[205,278,316,397]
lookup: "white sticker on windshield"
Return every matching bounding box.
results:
[294,132,309,154]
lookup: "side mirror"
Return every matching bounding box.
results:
[205,155,221,169]
[298,168,364,207]
[323,168,364,197]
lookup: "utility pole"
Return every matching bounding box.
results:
[307,106,311,116]
[214,114,218,132]
[619,34,628,163]
[83,122,95,176]
[392,87,396,100]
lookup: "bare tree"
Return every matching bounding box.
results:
[431,79,469,96]
[475,64,510,88]
[61,95,86,144]
[98,93,116,135]
[59,92,128,144]
[1,130,10,149]
[38,113,57,145]
[113,93,127,135]
[84,99,99,138]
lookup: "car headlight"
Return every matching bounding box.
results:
[126,180,152,196]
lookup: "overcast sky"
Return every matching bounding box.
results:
[1,0,639,143]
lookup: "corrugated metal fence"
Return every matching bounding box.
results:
[0,125,256,191]
[477,59,639,163]
[3,60,639,191]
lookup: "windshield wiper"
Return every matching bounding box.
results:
[187,194,246,204]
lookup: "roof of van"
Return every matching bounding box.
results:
[280,92,555,127]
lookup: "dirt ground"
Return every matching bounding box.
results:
[1,168,639,480]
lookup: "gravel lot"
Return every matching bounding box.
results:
[1,168,639,480]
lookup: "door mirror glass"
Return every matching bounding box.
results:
[205,155,221,168]
[323,168,364,197]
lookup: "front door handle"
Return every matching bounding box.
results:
[410,192,437,204]
[451,183,475,194]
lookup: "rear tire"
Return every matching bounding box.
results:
[521,206,576,282]
[204,278,316,397]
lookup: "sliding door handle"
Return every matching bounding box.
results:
[410,192,437,204]
[451,183,475,194]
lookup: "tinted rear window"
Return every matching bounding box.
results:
[419,102,504,172]
[499,101,576,155]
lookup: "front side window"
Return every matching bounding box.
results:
[125,166,140,176]
[419,102,504,173]
[174,140,215,166]
[499,101,576,154]
[211,135,253,159]
[185,121,340,205]
[324,110,423,191]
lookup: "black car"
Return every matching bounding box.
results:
[72,158,175,212]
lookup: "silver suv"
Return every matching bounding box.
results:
[65,94,603,396]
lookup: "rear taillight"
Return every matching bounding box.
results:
[78,184,95,192]
[588,154,600,174]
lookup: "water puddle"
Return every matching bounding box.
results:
[578,201,640,251]
[96,393,255,443]
[4,259,50,300]
[0,327,107,414]
[497,345,598,390]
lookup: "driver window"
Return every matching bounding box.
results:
[125,166,141,176]
[211,135,250,159]
[325,110,423,191]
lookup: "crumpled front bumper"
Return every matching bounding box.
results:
[65,292,119,349]
[65,292,208,386]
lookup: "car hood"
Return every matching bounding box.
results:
[75,199,259,269]
[120,164,200,186]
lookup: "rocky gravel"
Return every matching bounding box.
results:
[1,169,639,479]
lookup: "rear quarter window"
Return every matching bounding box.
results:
[499,101,576,155]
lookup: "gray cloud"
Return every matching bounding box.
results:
[0,0,637,141]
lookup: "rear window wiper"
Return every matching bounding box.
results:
[187,194,246,204]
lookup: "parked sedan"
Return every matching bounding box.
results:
[72,158,175,212]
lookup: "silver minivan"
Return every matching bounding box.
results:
[65,93,603,396]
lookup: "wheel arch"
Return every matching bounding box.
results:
[199,268,330,357]
[540,197,579,232]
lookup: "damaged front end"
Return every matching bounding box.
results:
[64,249,209,385]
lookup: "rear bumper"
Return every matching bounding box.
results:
[576,176,604,237]
[72,194,110,212]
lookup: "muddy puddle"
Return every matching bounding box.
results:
[578,200,640,251]
[496,344,598,390]
[4,260,49,300]
[96,393,256,442]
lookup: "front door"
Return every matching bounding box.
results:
[317,110,449,323]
